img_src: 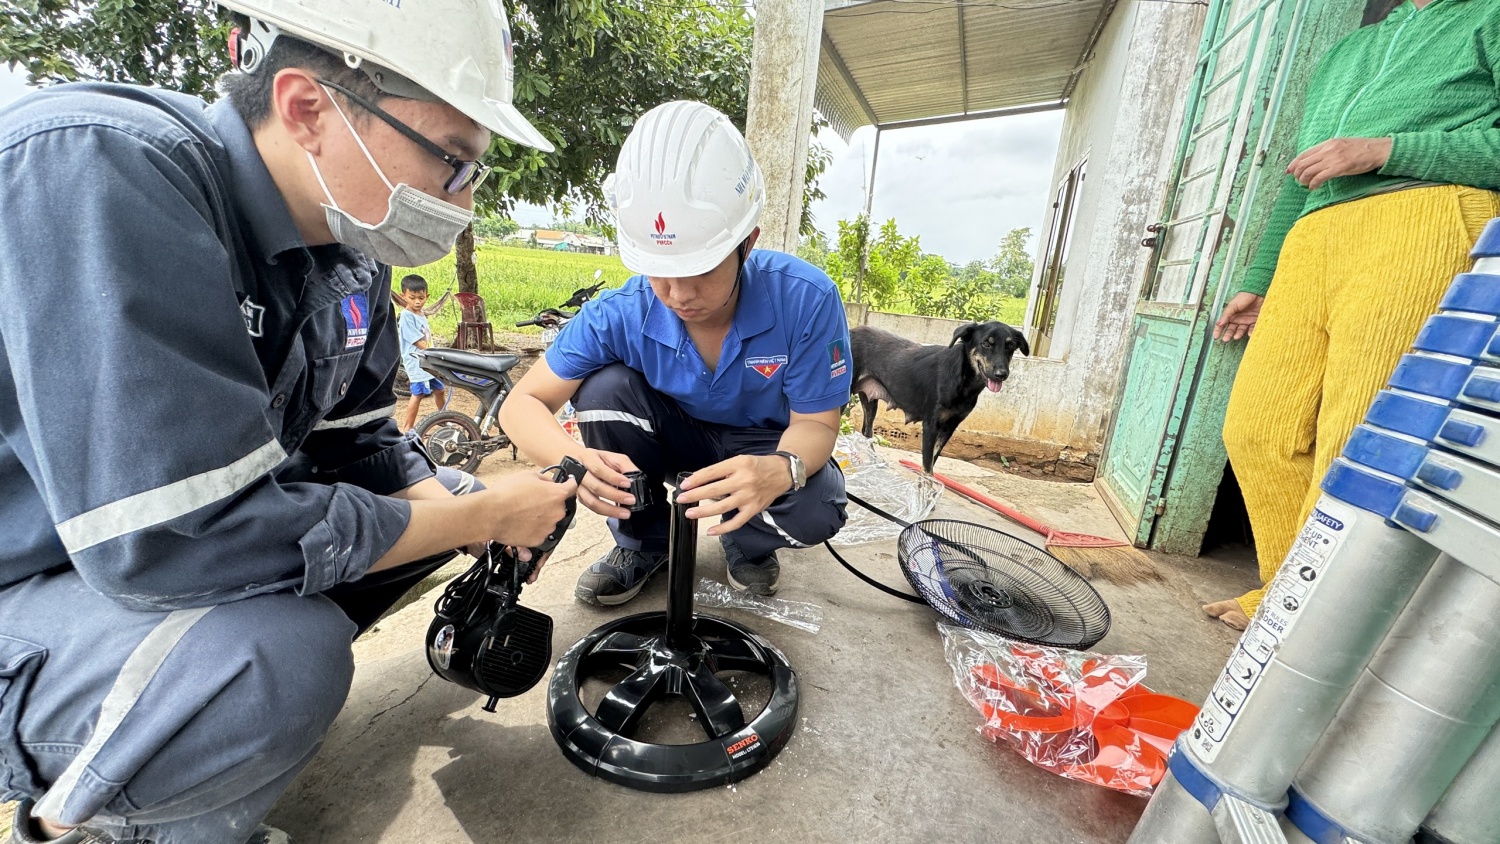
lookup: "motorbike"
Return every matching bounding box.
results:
[412,270,607,473]
[516,268,606,339]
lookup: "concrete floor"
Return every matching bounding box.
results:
[265,449,1258,844]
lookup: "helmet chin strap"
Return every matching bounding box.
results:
[717,238,752,310]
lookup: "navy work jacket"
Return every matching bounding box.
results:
[0,84,430,610]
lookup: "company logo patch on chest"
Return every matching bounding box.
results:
[240,296,266,338]
[747,355,788,379]
[341,292,370,349]
[827,337,848,378]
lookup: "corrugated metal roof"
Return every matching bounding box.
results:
[816,0,1116,139]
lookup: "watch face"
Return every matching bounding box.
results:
[793,458,806,485]
[779,452,805,488]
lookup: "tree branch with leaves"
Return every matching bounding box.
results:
[3,0,828,293]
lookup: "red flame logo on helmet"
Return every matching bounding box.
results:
[654,213,666,236]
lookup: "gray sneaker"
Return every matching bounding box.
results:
[8,800,291,844]
[721,534,780,596]
[575,546,668,606]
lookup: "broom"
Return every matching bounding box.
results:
[899,459,1161,586]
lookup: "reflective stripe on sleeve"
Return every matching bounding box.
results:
[312,405,395,432]
[54,439,288,553]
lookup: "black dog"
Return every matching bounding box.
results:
[849,322,1029,472]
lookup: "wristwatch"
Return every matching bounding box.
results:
[771,450,807,492]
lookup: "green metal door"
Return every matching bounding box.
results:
[1096,0,1303,544]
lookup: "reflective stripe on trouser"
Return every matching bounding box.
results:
[0,466,482,843]
[1223,185,1500,617]
[0,571,356,844]
[573,363,848,560]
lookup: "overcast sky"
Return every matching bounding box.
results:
[521,112,1069,265]
[0,65,29,107]
[3,65,1066,265]
[810,112,1065,265]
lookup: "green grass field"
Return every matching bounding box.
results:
[991,297,1027,325]
[396,243,1029,341]
[871,294,1027,325]
[396,243,632,338]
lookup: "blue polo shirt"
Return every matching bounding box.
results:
[547,250,852,430]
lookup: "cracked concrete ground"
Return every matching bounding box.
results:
[264,448,1256,844]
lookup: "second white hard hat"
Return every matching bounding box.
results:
[607,101,764,277]
[220,0,553,152]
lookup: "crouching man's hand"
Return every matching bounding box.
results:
[575,448,643,520]
[477,470,578,581]
[678,454,792,536]
[371,469,576,579]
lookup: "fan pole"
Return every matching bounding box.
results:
[666,473,697,651]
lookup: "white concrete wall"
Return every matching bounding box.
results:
[915,0,1208,466]
[746,0,823,253]
[866,311,966,346]
[1042,5,1134,363]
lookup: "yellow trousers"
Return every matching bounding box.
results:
[1223,185,1500,617]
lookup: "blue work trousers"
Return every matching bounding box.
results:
[573,363,848,560]
[0,468,479,843]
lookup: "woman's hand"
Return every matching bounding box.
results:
[1287,137,1392,190]
[1214,292,1264,342]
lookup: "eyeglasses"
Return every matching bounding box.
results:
[317,78,491,195]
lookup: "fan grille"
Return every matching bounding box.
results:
[898,519,1110,649]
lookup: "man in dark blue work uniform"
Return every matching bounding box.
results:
[501,101,851,606]
[0,1,571,841]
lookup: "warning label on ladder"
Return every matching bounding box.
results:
[1188,496,1355,763]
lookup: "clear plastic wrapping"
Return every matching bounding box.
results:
[939,624,1197,796]
[830,434,942,545]
[693,578,823,634]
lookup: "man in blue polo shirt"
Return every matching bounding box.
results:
[501,100,851,605]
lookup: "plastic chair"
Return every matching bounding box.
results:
[454,292,495,351]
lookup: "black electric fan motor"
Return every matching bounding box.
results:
[427,457,585,711]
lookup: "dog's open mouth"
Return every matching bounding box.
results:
[986,377,1006,392]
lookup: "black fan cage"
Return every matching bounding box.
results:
[897,519,1111,649]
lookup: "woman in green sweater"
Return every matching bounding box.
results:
[1205,0,1500,630]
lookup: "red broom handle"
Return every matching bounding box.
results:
[900,459,1054,537]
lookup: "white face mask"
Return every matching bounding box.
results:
[307,91,473,267]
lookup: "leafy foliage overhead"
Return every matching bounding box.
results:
[6,0,831,296]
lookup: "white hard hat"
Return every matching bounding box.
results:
[219,0,553,152]
[606,101,764,277]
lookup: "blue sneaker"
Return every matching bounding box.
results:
[721,534,780,596]
[575,546,668,606]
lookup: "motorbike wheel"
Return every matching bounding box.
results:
[415,410,486,474]
[393,369,412,398]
